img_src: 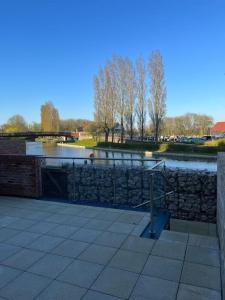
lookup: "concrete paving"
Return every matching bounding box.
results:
[0,196,222,299]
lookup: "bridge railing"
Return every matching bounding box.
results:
[0,131,79,137]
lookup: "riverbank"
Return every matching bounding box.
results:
[57,143,217,161]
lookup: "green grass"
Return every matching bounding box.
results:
[66,138,225,155]
[68,139,97,147]
[96,141,224,155]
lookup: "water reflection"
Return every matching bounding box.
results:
[26,142,217,171]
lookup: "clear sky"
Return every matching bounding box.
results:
[0,0,225,124]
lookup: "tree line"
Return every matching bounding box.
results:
[0,101,93,133]
[93,52,215,141]
[94,51,166,142]
[163,113,213,136]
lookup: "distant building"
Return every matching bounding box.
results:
[211,122,225,137]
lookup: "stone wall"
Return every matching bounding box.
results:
[0,155,42,198]
[165,168,217,223]
[217,153,225,299]
[65,164,217,223]
[0,139,26,154]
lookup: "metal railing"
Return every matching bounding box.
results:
[40,156,175,238]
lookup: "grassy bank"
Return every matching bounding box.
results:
[67,139,97,147]
[97,141,225,155]
[66,138,225,155]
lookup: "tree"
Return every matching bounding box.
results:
[163,113,213,136]
[29,122,41,132]
[41,101,60,132]
[148,51,166,142]
[124,58,136,140]
[136,56,146,141]
[111,55,127,143]
[94,67,112,142]
[4,115,28,132]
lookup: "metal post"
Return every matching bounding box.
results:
[149,173,155,238]
[72,159,75,201]
[113,163,116,205]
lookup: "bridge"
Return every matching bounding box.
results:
[0,131,80,140]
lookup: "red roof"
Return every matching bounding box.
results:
[211,122,225,133]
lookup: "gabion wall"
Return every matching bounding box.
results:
[65,164,217,223]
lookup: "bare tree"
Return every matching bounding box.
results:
[124,58,136,140]
[94,65,116,142]
[148,51,166,142]
[111,55,127,143]
[41,101,60,132]
[136,56,146,141]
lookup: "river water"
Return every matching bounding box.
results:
[26,142,217,171]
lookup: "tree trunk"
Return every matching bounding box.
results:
[141,118,144,141]
[111,129,114,143]
[104,128,109,142]
[120,116,124,143]
[130,116,133,140]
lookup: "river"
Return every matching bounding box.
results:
[26,142,217,171]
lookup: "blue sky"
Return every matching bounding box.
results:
[0,0,225,124]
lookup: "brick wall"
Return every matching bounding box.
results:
[0,139,26,155]
[0,155,42,198]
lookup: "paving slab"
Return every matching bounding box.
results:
[26,221,57,234]
[177,283,221,300]
[188,234,219,249]
[79,244,117,265]
[181,262,221,291]
[6,231,41,247]
[94,231,128,248]
[109,249,148,273]
[116,213,143,225]
[77,208,100,218]
[92,266,138,299]
[94,211,121,222]
[84,219,112,231]
[71,228,102,243]
[7,219,37,230]
[0,228,20,242]
[121,235,155,254]
[159,230,188,244]
[142,255,183,282]
[151,240,186,260]
[58,259,103,288]
[131,275,178,300]
[36,280,87,300]
[64,215,90,227]
[83,290,122,300]
[0,216,19,227]
[28,234,64,252]
[52,239,89,258]
[47,224,79,238]
[3,248,45,270]
[27,253,73,278]
[45,213,71,224]
[185,245,220,267]
[107,222,135,234]
[0,271,51,300]
[0,265,21,289]
[0,243,21,262]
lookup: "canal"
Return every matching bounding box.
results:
[26,142,217,171]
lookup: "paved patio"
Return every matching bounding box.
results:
[0,196,222,300]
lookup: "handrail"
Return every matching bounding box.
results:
[133,191,174,209]
[41,156,162,162]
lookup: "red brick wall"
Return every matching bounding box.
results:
[0,155,42,198]
[0,139,26,155]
